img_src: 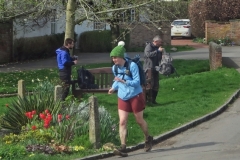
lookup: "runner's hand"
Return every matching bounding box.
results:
[108,88,115,94]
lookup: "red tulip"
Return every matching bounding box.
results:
[32,125,37,130]
[31,110,36,115]
[39,113,46,120]
[46,114,52,121]
[44,118,50,123]
[45,109,49,114]
[25,112,33,119]
[58,114,62,122]
[43,123,49,129]
[66,115,70,120]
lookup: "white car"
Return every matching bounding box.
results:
[171,19,192,39]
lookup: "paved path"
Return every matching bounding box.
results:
[101,96,240,160]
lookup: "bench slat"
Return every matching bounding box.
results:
[88,67,112,73]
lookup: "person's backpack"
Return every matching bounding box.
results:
[77,66,99,89]
[158,52,178,76]
[114,54,146,86]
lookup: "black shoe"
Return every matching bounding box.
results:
[144,136,153,152]
[113,144,128,157]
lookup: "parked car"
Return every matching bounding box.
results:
[171,19,192,39]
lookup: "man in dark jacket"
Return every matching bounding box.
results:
[143,35,163,104]
[56,38,78,101]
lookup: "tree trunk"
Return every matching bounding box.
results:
[65,0,76,56]
[110,0,120,49]
[110,23,120,49]
[110,23,120,66]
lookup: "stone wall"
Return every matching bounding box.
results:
[0,21,13,64]
[122,21,171,48]
[205,19,240,45]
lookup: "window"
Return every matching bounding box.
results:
[51,10,56,34]
[121,9,136,22]
[130,9,135,21]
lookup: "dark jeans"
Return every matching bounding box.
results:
[59,70,71,101]
[151,70,159,91]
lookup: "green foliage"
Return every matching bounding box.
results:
[0,98,10,115]
[13,33,65,61]
[78,29,132,52]
[79,30,112,52]
[207,37,234,46]
[51,100,90,144]
[98,106,118,144]
[69,135,92,149]
[0,97,118,158]
[2,130,53,145]
[192,37,205,43]
[0,81,62,133]
[0,143,27,159]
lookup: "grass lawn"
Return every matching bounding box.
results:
[128,44,194,52]
[93,67,240,145]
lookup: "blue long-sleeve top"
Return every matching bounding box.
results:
[56,46,74,70]
[112,59,142,100]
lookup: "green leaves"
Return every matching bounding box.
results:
[0,81,62,133]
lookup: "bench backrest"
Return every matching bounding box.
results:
[88,67,114,89]
[88,67,153,90]
[73,67,152,91]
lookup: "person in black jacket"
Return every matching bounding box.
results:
[143,35,163,104]
[56,38,78,101]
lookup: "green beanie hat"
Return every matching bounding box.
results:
[110,45,126,58]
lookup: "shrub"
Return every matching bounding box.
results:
[207,37,234,46]
[79,30,112,52]
[78,29,130,52]
[13,33,65,61]
[192,37,205,43]
[189,0,240,38]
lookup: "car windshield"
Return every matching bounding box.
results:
[172,21,189,25]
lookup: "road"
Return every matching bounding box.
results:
[102,97,240,160]
[0,45,239,73]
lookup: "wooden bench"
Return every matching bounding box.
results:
[72,67,153,102]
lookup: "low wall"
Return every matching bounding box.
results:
[205,19,240,45]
